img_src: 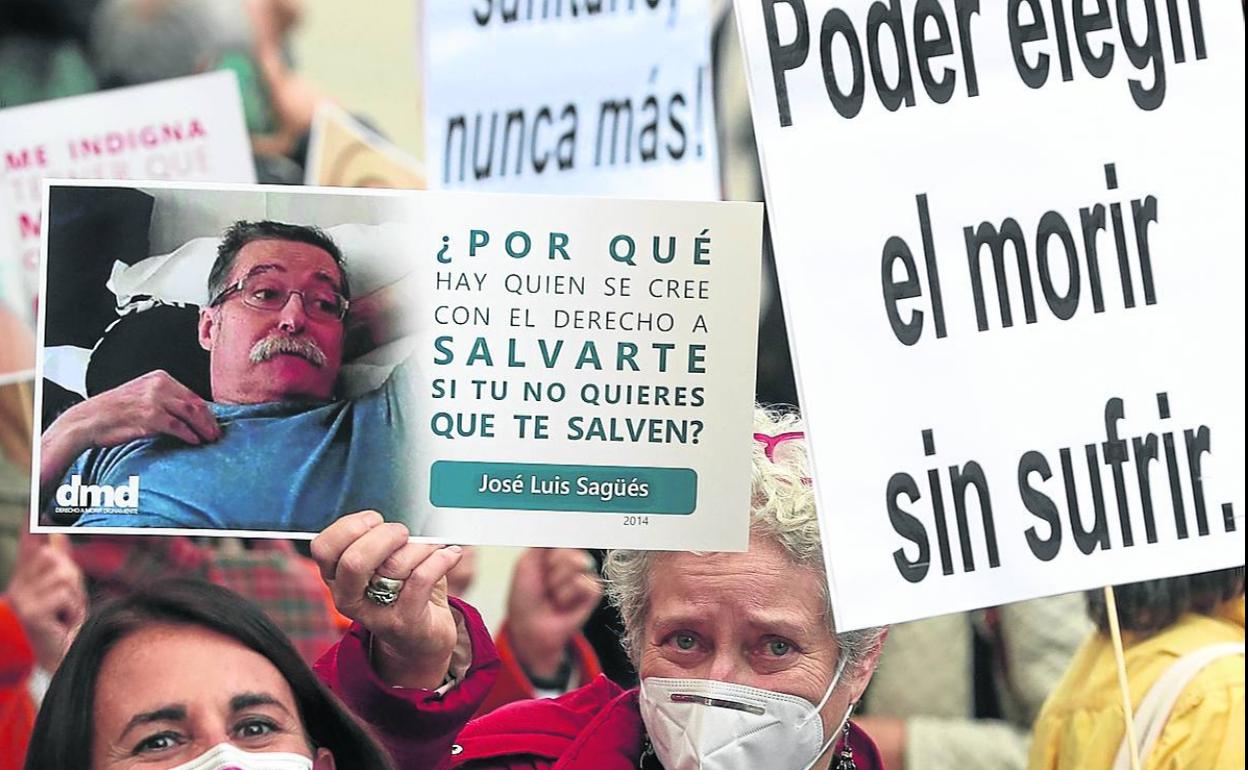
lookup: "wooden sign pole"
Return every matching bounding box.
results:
[1105,585,1144,770]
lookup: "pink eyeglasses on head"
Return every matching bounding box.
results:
[752,430,805,461]
[753,430,812,485]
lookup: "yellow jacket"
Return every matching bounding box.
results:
[1028,596,1244,770]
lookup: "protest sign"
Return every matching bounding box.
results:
[305,103,427,189]
[0,72,257,335]
[32,180,762,549]
[0,211,33,385]
[422,0,720,198]
[734,0,1246,630]
[0,306,33,387]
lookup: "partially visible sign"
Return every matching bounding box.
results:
[0,72,256,332]
[0,209,32,383]
[0,298,33,385]
[423,0,719,198]
[306,103,427,189]
[735,0,1246,630]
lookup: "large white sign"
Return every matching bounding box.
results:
[33,181,762,549]
[0,72,256,331]
[422,0,720,198]
[735,0,1246,630]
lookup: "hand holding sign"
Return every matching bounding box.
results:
[312,511,465,690]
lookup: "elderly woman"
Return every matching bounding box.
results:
[448,407,888,770]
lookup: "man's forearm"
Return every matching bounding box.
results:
[39,413,86,496]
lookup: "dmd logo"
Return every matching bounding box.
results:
[54,475,140,513]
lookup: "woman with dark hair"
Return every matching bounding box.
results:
[25,578,392,769]
[25,511,502,770]
[1029,567,1245,770]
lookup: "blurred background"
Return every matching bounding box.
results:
[290,0,422,153]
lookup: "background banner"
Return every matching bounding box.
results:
[422,0,720,198]
[0,71,256,335]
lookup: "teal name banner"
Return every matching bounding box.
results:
[430,461,697,514]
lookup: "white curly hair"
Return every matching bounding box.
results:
[604,405,885,672]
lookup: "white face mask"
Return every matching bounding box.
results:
[163,743,314,770]
[639,656,853,770]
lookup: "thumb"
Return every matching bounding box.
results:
[415,546,465,591]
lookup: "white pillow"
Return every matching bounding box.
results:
[104,223,419,387]
[108,236,217,308]
[42,345,93,398]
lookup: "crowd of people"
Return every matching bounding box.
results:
[3,385,1242,769]
[1,1,1244,769]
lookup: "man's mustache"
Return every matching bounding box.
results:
[249,335,327,368]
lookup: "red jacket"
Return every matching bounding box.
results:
[474,623,603,718]
[314,596,500,770]
[0,599,36,770]
[450,674,886,770]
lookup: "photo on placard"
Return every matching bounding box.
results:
[31,180,763,548]
[33,182,420,537]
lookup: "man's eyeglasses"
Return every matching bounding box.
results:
[209,274,349,322]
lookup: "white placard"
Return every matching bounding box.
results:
[33,180,762,549]
[0,209,32,383]
[735,0,1246,630]
[0,72,257,331]
[0,208,23,319]
[422,0,720,199]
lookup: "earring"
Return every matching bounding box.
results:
[833,721,857,770]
